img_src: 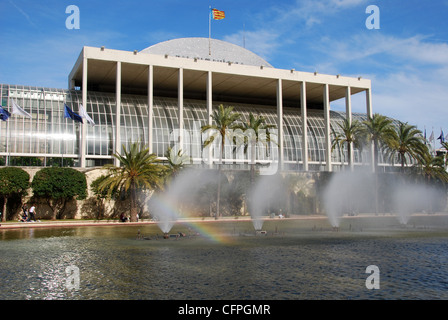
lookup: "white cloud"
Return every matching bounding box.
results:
[331,0,366,8]
[222,0,367,66]
[371,72,448,132]
[320,33,448,67]
[315,31,448,135]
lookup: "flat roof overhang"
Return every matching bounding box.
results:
[69,46,371,108]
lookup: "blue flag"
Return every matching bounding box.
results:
[438,130,445,143]
[64,104,83,123]
[0,105,11,121]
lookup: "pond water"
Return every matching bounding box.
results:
[1,216,448,300]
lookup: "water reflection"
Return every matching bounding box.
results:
[1,218,448,300]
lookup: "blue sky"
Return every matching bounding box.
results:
[1,0,448,146]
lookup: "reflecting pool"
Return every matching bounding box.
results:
[1,215,448,300]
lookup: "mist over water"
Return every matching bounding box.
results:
[147,168,218,233]
[323,170,376,227]
[147,167,290,233]
[393,183,440,224]
[247,174,286,231]
[323,169,444,227]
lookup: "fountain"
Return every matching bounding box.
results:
[323,170,376,228]
[323,169,444,228]
[147,192,178,234]
[147,168,218,235]
[247,174,285,232]
[393,183,440,225]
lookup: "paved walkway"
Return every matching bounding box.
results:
[0,215,325,230]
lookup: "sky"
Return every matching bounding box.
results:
[1,0,448,147]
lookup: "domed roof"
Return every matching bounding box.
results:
[140,37,273,68]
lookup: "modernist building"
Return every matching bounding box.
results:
[0,37,377,171]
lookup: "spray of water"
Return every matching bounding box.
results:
[322,169,443,227]
[393,182,440,224]
[322,170,375,228]
[247,174,285,231]
[147,168,218,233]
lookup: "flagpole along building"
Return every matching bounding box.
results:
[1,37,378,171]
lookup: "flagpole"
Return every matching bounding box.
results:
[6,114,10,167]
[209,6,212,56]
[6,96,10,166]
[63,102,67,167]
[433,127,435,155]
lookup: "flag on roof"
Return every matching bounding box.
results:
[438,130,445,143]
[64,104,83,123]
[211,8,225,20]
[11,99,32,119]
[0,105,11,121]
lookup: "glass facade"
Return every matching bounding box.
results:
[1,84,396,170]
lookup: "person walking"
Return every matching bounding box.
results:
[28,204,36,222]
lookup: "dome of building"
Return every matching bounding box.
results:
[140,37,273,68]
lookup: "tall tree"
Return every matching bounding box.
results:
[440,141,448,169]
[99,142,166,222]
[31,167,87,219]
[239,113,276,185]
[416,148,448,183]
[201,105,242,219]
[90,175,119,220]
[362,114,395,214]
[331,118,364,171]
[363,113,395,173]
[385,122,426,171]
[0,167,30,221]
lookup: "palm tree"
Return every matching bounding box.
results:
[440,141,448,169]
[363,113,395,173]
[99,142,166,222]
[164,147,190,183]
[385,122,426,171]
[239,113,276,185]
[201,104,242,219]
[416,147,448,183]
[331,118,364,171]
[362,114,395,214]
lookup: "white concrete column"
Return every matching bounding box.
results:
[345,86,354,170]
[277,79,284,171]
[178,68,184,151]
[300,81,308,171]
[80,56,87,168]
[148,65,154,154]
[366,88,375,172]
[114,61,122,167]
[206,71,213,167]
[323,84,332,172]
[366,88,373,118]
